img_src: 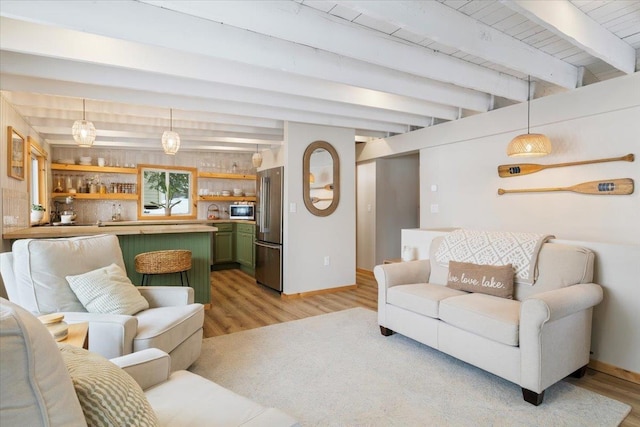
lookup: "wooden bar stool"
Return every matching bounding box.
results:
[134,250,192,286]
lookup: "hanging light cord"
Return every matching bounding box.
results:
[82,99,86,121]
[170,108,173,132]
[527,75,531,135]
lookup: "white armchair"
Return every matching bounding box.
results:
[0,234,204,371]
[0,298,298,427]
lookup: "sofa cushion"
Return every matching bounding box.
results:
[133,304,204,354]
[59,344,158,427]
[439,293,521,346]
[0,298,86,427]
[447,261,514,299]
[67,263,149,315]
[11,235,127,314]
[387,283,467,318]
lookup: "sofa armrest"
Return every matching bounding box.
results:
[521,283,603,326]
[61,312,138,359]
[137,286,194,307]
[519,283,603,393]
[110,348,171,390]
[373,260,431,290]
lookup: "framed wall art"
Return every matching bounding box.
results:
[7,126,26,180]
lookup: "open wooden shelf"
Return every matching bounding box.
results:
[51,163,138,174]
[198,171,256,180]
[198,196,256,202]
[52,192,138,200]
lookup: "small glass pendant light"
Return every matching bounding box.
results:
[72,99,96,147]
[161,108,180,155]
[252,144,263,168]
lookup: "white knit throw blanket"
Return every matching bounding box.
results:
[434,229,554,285]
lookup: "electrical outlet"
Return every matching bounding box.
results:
[324,256,330,266]
[430,204,439,214]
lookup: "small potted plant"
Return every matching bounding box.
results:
[31,203,45,224]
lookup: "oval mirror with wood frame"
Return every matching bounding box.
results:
[303,140,340,217]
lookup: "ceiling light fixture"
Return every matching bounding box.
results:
[252,144,263,168]
[71,99,96,147]
[507,76,552,157]
[161,108,181,155]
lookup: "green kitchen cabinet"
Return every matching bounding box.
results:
[234,223,255,270]
[213,222,234,264]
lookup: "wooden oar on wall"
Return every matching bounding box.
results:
[498,154,634,178]
[498,178,634,196]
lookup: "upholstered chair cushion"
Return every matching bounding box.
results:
[67,263,149,315]
[0,297,86,426]
[11,235,127,313]
[59,344,158,427]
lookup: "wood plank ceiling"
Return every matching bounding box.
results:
[0,0,638,153]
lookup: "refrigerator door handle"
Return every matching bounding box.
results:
[255,240,281,250]
[260,177,270,232]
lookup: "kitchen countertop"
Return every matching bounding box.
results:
[3,223,216,240]
[3,219,255,240]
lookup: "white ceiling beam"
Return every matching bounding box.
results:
[0,52,440,126]
[338,0,579,89]
[502,0,636,74]
[0,1,519,103]
[0,18,458,121]
[140,0,527,100]
[0,74,411,135]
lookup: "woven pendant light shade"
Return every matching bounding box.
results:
[506,133,552,157]
[507,76,551,157]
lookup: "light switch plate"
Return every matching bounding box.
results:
[289,202,297,213]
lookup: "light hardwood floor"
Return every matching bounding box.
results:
[205,269,639,426]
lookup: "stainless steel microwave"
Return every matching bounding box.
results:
[229,203,255,220]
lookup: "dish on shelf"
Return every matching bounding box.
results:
[78,162,92,166]
[221,191,231,196]
[56,159,75,165]
[52,221,76,226]
[244,192,256,197]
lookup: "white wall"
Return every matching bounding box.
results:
[283,122,356,294]
[357,73,640,374]
[375,155,419,265]
[356,155,420,270]
[356,161,376,270]
[1,93,50,297]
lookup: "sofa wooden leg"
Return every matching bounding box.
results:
[522,388,544,406]
[569,364,588,378]
[379,326,394,336]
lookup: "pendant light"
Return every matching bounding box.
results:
[252,144,263,168]
[161,108,181,155]
[72,99,96,147]
[507,76,552,157]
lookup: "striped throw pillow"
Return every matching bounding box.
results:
[59,344,158,427]
[66,263,149,315]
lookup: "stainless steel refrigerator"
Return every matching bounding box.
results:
[255,166,283,292]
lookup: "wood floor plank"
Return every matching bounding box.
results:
[205,269,638,426]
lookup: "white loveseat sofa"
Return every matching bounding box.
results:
[0,234,204,371]
[374,236,603,405]
[0,297,298,426]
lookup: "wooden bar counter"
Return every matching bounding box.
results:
[3,221,218,305]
